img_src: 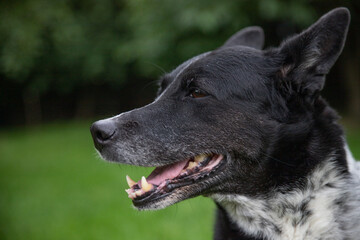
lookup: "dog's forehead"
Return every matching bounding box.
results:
[166,46,270,92]
[168,52,211,79]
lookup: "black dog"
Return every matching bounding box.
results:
[91,8,360,239]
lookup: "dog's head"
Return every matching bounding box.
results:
[91,8,350,210]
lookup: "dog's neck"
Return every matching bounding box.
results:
[211,150,360,240]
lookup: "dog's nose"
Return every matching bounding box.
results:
[90,120,116,149]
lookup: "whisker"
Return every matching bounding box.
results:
[144,61,167,74]
[141,79,160,92]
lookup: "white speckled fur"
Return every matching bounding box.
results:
[212,145,360,240]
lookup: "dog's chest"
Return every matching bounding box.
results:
[213,192,342,240]
[211,161,348,240]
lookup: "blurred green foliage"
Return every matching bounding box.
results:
[1,0,127,93]
[0,0,359,126]
[0,0,317,94]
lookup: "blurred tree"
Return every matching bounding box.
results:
[0,0,129,123]
[0,0,358,125]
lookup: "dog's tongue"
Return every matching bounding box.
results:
[145,159,189,186]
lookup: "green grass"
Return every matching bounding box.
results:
[0,121,359,240]
[0,122,214,240]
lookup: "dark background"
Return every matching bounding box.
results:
[0,0,359,126]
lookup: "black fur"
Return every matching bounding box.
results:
[90,8,354,240]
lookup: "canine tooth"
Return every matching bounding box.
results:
[126,175,137,188]
[141,176,153,192]
[194,154,209,163]
[187,161,198,169]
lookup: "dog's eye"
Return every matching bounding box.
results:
[190,89,207,98]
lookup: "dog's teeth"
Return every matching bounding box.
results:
[130,192,137,199]
[126,189,137,199]
[141,176,153,192]
[187,161,198,169]
[126,175,137,188]
[194,154,209,163]
[135,190,143,196]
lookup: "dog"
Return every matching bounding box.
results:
[90,7,360,240]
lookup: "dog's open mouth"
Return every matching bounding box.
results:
[125,154,224,205]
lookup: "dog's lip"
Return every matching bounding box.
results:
[125,154,225,204]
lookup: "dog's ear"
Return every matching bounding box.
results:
[277,8,350,97]
[223,26,265,49]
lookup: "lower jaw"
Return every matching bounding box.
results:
[132,183,202,210]
[132,191,179,210]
